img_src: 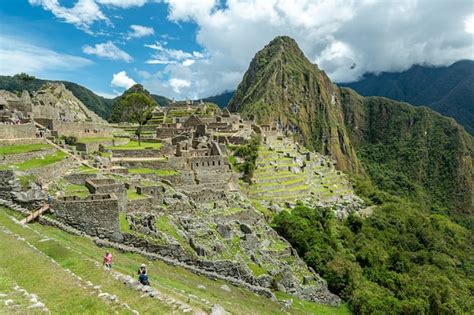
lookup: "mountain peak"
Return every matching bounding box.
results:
[229,36,360,172]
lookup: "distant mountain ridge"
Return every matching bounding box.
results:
[0,74,171,121]
[340,60,474,134]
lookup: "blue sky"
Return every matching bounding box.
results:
[1,1,473,99]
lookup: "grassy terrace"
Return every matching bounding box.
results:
[64,184,90,198]
[0,143,52,155]
[0,208,350,314]
[77,165,100,174]
[107,141,162,150]
[129,168,178,176]
[77,137,116,143]
[127,189,147,200]
[1,150,67,171]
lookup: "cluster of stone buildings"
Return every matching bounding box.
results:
[0,83,114,140]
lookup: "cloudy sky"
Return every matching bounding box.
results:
[1,0,473,99]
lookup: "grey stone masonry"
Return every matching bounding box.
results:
[52,193,123,242]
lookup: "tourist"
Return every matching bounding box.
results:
[47,195,52,206]
[139,270,149,285]
[137,263,146,276]
[103,252,112,270]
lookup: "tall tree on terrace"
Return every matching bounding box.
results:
[119,92,155,146]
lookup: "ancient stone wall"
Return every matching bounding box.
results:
[85,178,127,211]
[0,138,44,147]
[0,170,17,200]
[75,138,128,153]
[189,156,229,170]
[50,121,115,138]
[136,185,164,203]
[26,156,75,184]
[52,193,122,241]
[0,123,36,139]
[111,149,161,158]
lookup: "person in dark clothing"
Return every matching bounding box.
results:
[139,270,149,285]
[137,263,146,276]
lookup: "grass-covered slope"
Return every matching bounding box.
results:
[0,207,349,314]
[228,36,361,173]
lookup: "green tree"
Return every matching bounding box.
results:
[118,93,155,146]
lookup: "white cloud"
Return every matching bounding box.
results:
[169,78,191,93]
[465,15,474,34]
[0,34,92,76]
[128,25,155,39]
[28,0,109,33]
[96,0,150,8]
[182,59,195,66]
[139,0,474,99]
[83,41,133,62]
[111,71,137,89]
[144,41,205,65]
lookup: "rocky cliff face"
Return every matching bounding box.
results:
[31,82,107,123]
[228,36,360,173]
[230,36,473,213]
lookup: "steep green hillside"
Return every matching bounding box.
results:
[340,89,474,214]
[273,201,474,314]
[202,90,235,108]
[340,60,474,135]
[228,36,360,173]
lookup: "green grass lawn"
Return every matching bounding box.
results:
[78,165,100,174]
[64,184,90,198]
[0,143,52,155]
[0,220,115,313]
[77,137,115,143]
[1,151,67,171]
[0,208,350,314]
[108,141,162,150]
[127,189,146,200]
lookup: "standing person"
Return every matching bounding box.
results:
[103,252,112,270]
[47,195,52,206]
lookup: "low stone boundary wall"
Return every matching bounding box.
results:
[76,138,128,153]
[0,138,45,147]
[51,121,115,138]
[26,156,77,184]
[111,149,161,158]
[0,123,36,139]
